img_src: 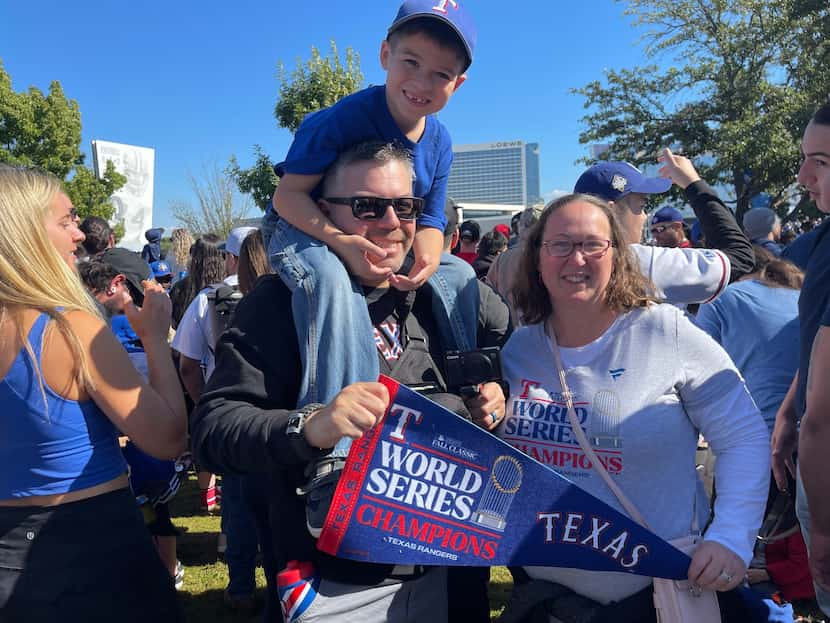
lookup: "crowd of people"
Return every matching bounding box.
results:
[2,1,830,622]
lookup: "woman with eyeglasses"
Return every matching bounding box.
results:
[0,166,186,621]
[496,193,770,621]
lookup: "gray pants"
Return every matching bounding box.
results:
[296,567,447,623]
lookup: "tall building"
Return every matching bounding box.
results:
[447,140,541,206]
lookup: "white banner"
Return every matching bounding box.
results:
[91,140,155,252]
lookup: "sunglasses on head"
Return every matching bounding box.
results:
[323,196,424,221]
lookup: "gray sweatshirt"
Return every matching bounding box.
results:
[498,303,769,603]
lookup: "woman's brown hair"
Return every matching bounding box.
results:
[512,193,658,325]
[751,245,804,289]
[237,230,272,295]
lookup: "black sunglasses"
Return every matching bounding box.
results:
[323,196,424,221]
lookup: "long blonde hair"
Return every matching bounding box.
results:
[0,165,101,394]
[170,228,194,269]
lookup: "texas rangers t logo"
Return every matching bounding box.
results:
[432,0,459,14]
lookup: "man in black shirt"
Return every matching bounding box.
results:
[191,141,508,623]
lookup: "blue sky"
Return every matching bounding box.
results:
[1,1,657,231]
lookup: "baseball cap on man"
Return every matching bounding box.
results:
[493,224,510,238]
[459,220,480,242]
[220,227,258,257]
[574,162,672,202]
[100,247,153,293]
[388,0,477,69]
[743,207,779,240]
[651,207,685,225]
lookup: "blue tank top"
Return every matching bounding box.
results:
[0,313,127,499]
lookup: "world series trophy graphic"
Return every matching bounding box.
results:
[471,455,523,531]
[590,389,622,448]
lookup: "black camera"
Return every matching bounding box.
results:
[444,347,503,398]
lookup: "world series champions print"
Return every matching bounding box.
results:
[317,376,692,580]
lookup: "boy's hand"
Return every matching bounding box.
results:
[337,234,392,282]
[389,252,440,291]
[390,227,443,291]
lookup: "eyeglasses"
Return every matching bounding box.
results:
[323,196,424,221]
[650,224,670,234]
[541,239,614,258]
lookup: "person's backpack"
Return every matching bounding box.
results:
[206,283,243,354]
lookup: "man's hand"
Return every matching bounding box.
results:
[687,540,746,592]
[125,280,172,343]
[771,408,798,492]
[463,382,506,431]
[808,529,830,594]
[389,252,440,291]
[657,147,702,189]
[334,234,392,283]
[302,382,390,449]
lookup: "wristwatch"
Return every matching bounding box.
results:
[286,403,326,440]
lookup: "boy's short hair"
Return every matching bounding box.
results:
[387,0,477,72]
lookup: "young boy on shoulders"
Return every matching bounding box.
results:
[262,0,478,407]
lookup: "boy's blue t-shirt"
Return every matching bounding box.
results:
[695,279,800,431]
[276,85,450,232]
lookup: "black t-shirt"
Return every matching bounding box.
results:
[796,218,830,417]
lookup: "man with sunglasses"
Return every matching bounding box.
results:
[650,207,692,248]
[574,149,754,305]
[190,141,507,623]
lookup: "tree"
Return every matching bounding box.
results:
[170,163,253,238]
[787,0,830,112]
[274,41,363,133]
[0,60,126,223]
[227,145,278,211]
[572,0,819,220]
[230,41,364,210]
[65,161,128,240]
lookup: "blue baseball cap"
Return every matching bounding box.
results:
[150,260,172,278]
[389,0,477,69]
[574,162,671,201]
[651,207,685,225]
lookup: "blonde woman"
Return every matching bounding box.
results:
[168,227,194,282]
[0,166,186,621]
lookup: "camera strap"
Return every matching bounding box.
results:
[375,290,448,392]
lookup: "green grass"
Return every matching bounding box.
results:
[169,474,826,622]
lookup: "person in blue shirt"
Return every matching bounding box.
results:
[261,1,478,422]
[696,247,802,433]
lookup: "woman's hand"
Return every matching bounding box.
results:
[124,280,172,343]
[688,540,747,591]
[464,382,507,431]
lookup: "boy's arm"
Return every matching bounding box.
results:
[273,174,390,282]
[389,226,443,291]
